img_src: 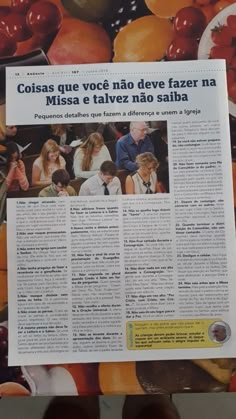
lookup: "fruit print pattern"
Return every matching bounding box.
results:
[0,0,233,64]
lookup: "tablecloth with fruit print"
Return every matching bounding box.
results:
[0,0,236,396]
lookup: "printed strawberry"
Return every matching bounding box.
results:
[211,24,232,46]
[210,45,234,65]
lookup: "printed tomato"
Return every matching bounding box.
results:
[166,36,198,60]
[210,45,234,64]
[174,6,206,38]
[211,25,232,46]
[214,0,231,13]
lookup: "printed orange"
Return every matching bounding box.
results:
[99,362,144,394]
[145,0,193,18]
[113,15,173,62]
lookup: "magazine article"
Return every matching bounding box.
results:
[5,60,236,366]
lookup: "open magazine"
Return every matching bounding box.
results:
[5,60,236,366]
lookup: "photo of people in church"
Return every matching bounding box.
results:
[2,120,169,204]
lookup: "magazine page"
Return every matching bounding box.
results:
[5,60,236,366]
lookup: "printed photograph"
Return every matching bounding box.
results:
[2,120,169,203]
[208,321,231,344]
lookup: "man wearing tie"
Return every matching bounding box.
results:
[79,161,122,196]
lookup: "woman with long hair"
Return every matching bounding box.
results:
[125,152,160,194]
[6,142,29,191]
[73,132,111,179]
[32,139,66,186]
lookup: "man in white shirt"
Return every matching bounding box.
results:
[79,161,122,196]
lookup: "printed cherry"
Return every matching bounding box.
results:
[2,13,32,42]
[26,1,62,34]
[166,37,198,61]
[174,6,206,39]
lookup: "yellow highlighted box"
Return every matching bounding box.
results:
[126,319,223,350]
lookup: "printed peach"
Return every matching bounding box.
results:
[48,18,112,64]
[99,362,144,394]
[0,382,30,396]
